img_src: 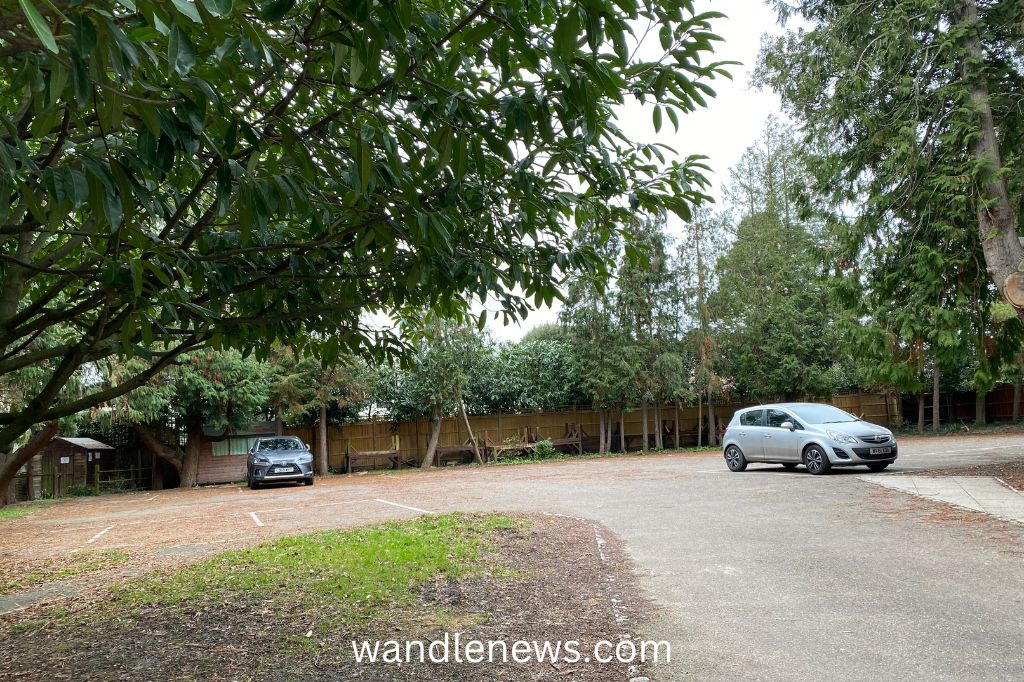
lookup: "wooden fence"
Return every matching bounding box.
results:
[284,391,901,472]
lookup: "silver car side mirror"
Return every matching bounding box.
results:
[780,421,795,431]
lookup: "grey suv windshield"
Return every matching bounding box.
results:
[789,405,857,424]
[257,438,304,451]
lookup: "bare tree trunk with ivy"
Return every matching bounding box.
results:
[641,398,649,453]
[316,404,329,476]
[423,410,442,469]
[459,400,483,464]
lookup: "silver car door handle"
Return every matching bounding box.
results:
[763,434,771,439]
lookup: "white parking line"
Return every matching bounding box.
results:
[373,498,434,514]
[248,511,265,527]
[87,525,114,544]
[318,499,371,507]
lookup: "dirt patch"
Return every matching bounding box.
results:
[909,459,1024,491]
[0,514,653,681]
[863,487,1024,556]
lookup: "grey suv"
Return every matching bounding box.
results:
[246,436,315,489]
[722,403,897,475]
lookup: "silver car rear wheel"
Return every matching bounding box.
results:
[804,445,831,475]
[725,445,747,472]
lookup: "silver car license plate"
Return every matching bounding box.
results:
[869,447,892,455]
[272,466,291,473]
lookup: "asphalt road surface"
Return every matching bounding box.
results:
[3,432,1023,680]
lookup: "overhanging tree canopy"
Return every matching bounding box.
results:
[0,0,730,485]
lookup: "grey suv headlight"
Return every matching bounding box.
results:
[254,456,270,464]
[297,453,313,463]
[827,430,859,445]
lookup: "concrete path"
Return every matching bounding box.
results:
[864,475,1024,524]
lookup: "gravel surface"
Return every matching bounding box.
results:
[1,514,651,682]
[1,432,1023,680]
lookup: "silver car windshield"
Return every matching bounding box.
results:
[257,438,304,451]
[789,405,858,424]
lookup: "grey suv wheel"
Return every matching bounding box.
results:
[724,445,747,472]
[803,445,831,475]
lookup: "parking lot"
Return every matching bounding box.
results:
[2,432,1023,680]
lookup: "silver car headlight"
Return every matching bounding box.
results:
[297,453,313,463]
[254,456,271,464]
[827,430,859,445]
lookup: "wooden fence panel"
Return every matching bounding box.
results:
[284,392,899,471]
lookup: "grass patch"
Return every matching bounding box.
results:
[114,513,524,630]
[0,498,56,522]
[1,550,130,596]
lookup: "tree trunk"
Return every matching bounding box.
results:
[932,366,941,432]
[641,398,649,453]
[459,400,483,464]
[697,392,703,447]
[151,454,164,490]
[654,402,663,450]
[179,416,203,487]
[708,397,718,447]
[619,410,625,453]
[274,406,284,436]
[607,410,614,452]
[957,0,1024,320]
[422,411,442,468]
[598,410,606,454]
[975,389,986,426]
[674,401,680,449]
[1014,382,1021,422]
[0,422,60,504]
[316,404,329,476]
[917,393,925,435]
[133,423,183,474]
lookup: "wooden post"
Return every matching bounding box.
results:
[674,401,680,449]
[497,410,503,445]
[94,463,100,494]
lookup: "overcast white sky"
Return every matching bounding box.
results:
[488,0,789,341]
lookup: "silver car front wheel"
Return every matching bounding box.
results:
[804,445,831,475]
[725,445,747,472]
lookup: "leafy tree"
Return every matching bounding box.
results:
[377,319,489,467]
[561,222,638,453]
[708,122,847,404]
[269,348,370,475]
[711,211,841,401]
[520,323,569,344]
[757,0,1024,343]
[676,206,727,445]
[466,338,585,414]
[0,0,728,495]
[615,216,679,450]
[105,349,270,487]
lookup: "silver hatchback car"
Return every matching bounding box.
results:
[722,403,897,475]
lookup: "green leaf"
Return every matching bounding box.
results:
[168,24,196,76]
[201,0,232,16]
[260,0,295,21]
[171,0,203,23]
[19,0,58,53]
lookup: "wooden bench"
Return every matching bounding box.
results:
[549,422,584,454]
[344,435,413,473]
[432,434,486,467]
